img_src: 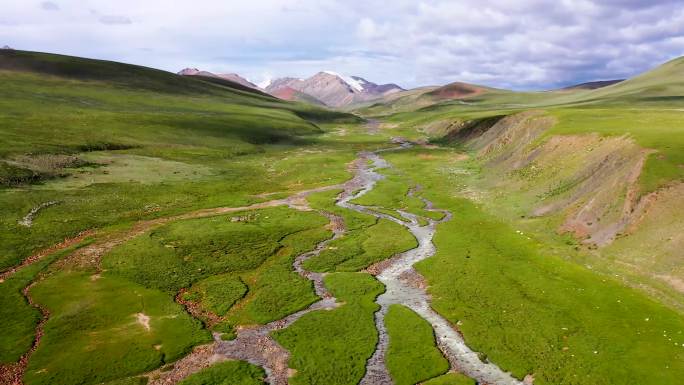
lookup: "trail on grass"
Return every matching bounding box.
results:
[0,184,342,385]
[5,140,523,385]
[1,185,342,281]
[343,146,524,385]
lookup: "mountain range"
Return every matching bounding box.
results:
[177,68,259,89]
[178,68,404,107]
[177,66,628,110]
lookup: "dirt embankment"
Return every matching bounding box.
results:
[435,110,684,296]
[418,115,505,143]
[442,111,682,253]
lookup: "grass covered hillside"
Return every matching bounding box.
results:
[584,56,684,104]
[0,50,363,271]
[2,48,684,385]
[376,55,684,291]
[0,50,382,385]
[344,55,684,384]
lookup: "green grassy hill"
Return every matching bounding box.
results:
[583,56,684,104]
[347,54,684,383]
[0,50,378,385]
[0,50,362,270]
[356,56,684,118]
[2,49,683,385]
[359,55,684,311]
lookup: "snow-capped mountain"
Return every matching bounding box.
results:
[351,76,404,96]
[265,71,404,107]
[177,67,404,107]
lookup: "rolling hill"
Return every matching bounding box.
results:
[2,49,684,385]
[178,67,260,89]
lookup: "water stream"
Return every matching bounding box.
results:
[149,144,523,385]
[341,148,524,385]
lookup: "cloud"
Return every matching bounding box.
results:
[98,15,132,25]
[3,0,684,89]
[40,1,59,11]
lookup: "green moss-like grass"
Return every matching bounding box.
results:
[272,273,384,385]
[24,271,211,385]
[380,149,684,385]
[0,49,358,273]
[103,207,325,293]
[0,241,91,363]
[182,274,247,316]
[303,189,418,272]
[385,305,449,385]
[351,172,445,221]
[177,360,266,385]
[422,372,476,385]
[103,206,331,331]
[221,226,331,329]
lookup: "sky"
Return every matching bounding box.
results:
[1,0,684,90]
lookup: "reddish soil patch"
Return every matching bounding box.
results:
[175,288,223,327]
[271,86,296,101]
[0,282,49,385]
[427,82,486,100]
[146,344,218,385]
[398,269,428,290]
[0,230,94,281]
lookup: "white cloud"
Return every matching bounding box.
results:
[0,0,683,89]
[40,1,60,11]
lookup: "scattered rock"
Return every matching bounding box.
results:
[136,313,151,331]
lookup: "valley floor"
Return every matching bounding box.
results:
[2,120,684,385]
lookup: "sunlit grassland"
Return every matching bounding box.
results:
[384,304,449,385]
[219,225,332,333]
[8,205,335,385]
[25,271,210,385]
[423,372,476,385]
[350,166,445,220]
[546,108,684,193]
[377,148,684,385]
[0,241,92,363]
[303,189,418,272]
[181,274,247,316]
[177,360,266,385]
[0,50,361,273]
[272,273,383,385]
[103,207,330,334]
[0,140,356,272]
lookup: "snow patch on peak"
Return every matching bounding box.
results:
[257,77,272,89]
[321,70,364,92]
[344,76,364,92]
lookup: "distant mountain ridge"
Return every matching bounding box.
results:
[178,68,259,89]
[265,71,404,107]
[561,79,625,90]
[178,67,404,107]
